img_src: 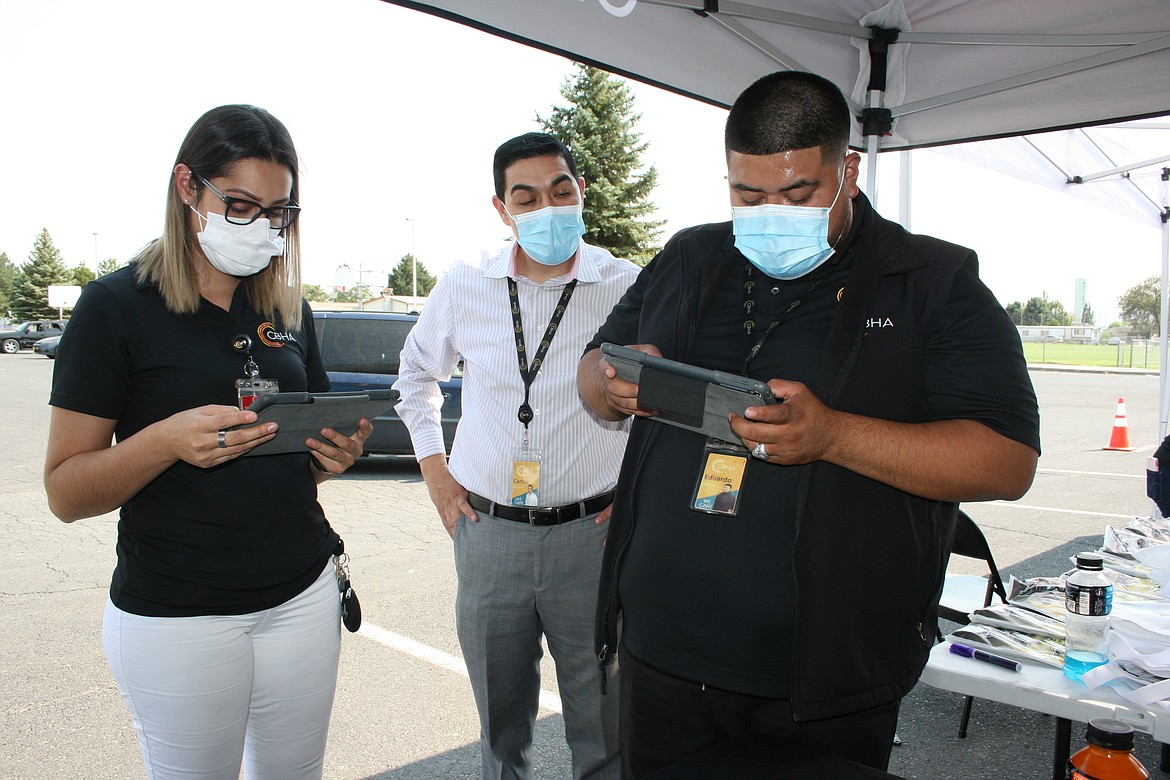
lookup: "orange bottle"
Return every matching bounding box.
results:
[1067,719,1149,779]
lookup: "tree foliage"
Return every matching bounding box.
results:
[301,283,331,302]
[539,64,663,264]
[1021,297,1046,325]
[11,229,72,319]
[1019,295,1072,326]
[387,254,437,298]
[1004,301,1023,325]
[332,286,370,304]
[97,257,125,278]
[1118,275,1160,338]
[71,264,95,287]
[1080,302,1095,326]
[0,251,15,316]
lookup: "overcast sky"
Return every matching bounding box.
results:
[2,0,1167,325]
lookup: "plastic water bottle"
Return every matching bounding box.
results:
[1063,552,1113,681]
[1067,718,1149,779]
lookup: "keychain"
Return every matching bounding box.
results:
[334,539,361,632]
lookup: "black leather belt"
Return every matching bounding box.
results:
[466,490,615,526]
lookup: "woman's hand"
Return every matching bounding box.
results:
[164,405,278,468]
[306,419,374,477]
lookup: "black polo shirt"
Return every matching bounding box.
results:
[50,265,336,617]
[616,250,852,697]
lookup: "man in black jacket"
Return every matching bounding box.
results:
[577,71,1040,777]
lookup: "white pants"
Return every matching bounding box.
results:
[103,563,342,780]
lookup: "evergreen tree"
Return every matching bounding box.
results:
[1081,302,1095,326]
[0,251,15,317]
[97,257,124,278]
[387,253,437,298]
[1004,301,1023,325]
[1118,276,1160,338]
[539,64,663,264]
[11,229,72,319]
[1022,297,1046,326]
[71,264,95,287]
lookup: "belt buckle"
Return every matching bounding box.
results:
[527,508,539,525]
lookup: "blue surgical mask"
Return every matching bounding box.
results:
[732,167,846,280]
[507,204,586,266]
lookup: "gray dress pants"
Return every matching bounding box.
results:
[454,510,620,780]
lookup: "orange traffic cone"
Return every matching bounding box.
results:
[1103,397,1135,451]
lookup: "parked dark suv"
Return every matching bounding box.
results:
[312,310,461,456]
[1,320,67,354]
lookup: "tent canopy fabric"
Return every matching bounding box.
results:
[938,121,1170,228]
[384,0,1170,152]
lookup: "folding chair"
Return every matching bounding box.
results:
[936,508,1009,737]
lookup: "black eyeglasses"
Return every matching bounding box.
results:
[197,176,300,232]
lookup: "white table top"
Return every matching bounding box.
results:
[921,639,1170,741]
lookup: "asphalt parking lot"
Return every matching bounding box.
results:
[2,351,1169,779]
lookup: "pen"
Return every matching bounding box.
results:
[949,642,1022,672]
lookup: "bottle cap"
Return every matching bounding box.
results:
[1085,718,1135,751]
[1075,552,1105,571]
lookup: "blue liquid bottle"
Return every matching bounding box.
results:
[1063,552,1113,681]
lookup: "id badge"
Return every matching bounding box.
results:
[510,449,543,506]
[236,377,279,409]
[691,438,748,516]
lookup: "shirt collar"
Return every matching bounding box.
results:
[482,241,599,285]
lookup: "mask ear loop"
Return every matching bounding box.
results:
[826,160,852,254]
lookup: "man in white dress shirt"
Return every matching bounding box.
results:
[394,132,639,779]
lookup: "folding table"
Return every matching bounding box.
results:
[921,639,1168,780]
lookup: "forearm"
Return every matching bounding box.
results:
[45,422,177,522]
[823,414,1037,502]
[578,348,627,421]
[418,453,450,485]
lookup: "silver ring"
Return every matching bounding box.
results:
[752,441,768,460]
[217,430,227,448]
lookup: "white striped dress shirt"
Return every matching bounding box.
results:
[394,241,640,506]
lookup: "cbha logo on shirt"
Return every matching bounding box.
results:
[257,322,297,348]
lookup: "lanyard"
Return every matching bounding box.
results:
[741,264,824,375]
[507,277,577,440]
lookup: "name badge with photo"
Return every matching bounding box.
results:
[510,449,543,507]
[692,439,748,516]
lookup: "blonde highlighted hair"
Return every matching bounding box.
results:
[134,105,304,329]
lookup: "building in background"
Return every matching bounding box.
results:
[1074,278,1089,324]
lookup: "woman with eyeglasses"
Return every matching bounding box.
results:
[43,104,371,780]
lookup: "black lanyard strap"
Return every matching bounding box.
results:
[742,264,824,375]
[508,277,577,428]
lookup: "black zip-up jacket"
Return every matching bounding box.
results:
[591,194,1039,721]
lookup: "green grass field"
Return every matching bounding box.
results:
[1023,342,1161,369]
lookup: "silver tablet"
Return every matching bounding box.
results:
[233,389,400,456]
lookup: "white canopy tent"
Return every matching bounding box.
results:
[938,122,1170,431]
[384,0,1170,431]
[382,1,1170,150]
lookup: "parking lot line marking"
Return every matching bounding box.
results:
[986,501,1134,519]
[358,622,564,714]
[1037,468,1144,479]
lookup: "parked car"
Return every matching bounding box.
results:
[33,334,62,358]
[1107,336,1122,346]
[312,310,461,456]
[1,320,66,354]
